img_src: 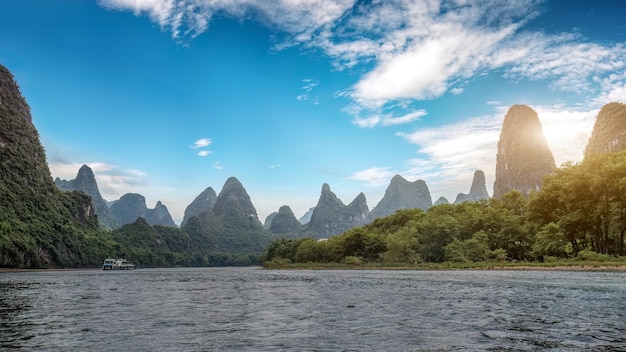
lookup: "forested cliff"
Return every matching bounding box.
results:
[0,65,106,268]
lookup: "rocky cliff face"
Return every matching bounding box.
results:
[268,205,302,235]
[181,186,217,226]
[307,184,369,239]
[212,177,259,220]
[584,102,626,157]
[493,105,556,198]
[263,212,277,229]
[454,170,490,204]
[147,201,176,227]
[55,164,118,229]
[110,193,176,227]
[346,192,369,224]
[0,64,100,268]
[299,207,315,224]
[368,175,433,221]
[182,177,273,257]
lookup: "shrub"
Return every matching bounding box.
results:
[341,256,364,265]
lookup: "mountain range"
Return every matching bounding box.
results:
[3,62,626,268]
[52,101,626,242]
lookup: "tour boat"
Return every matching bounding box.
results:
[102,258,136,270]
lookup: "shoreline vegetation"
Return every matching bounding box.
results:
[3,259,626,272]
[261,256,626,271]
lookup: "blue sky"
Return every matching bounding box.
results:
[1,0,625,224]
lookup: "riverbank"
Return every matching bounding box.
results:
[262,260,626,271]
[3,262,626,272]
[0,267,101,273]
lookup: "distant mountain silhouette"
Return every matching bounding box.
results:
[299,207,315,224]
[585,102,626,157]
[306,184,369,239]
[181,186,217,226]
[55,164,118,229]
[268,205,302,235]
[434,197,450,206]
[454,170,490,204]
[182,177,273,257]
[263,212,277,230]
[493,105,555,198]
[110,193,176,227]
[368,175,432,221]
[212,177,259,220]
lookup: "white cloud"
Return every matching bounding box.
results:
[99,0,626,202]
[352,114,381,128]
[348,166,396,187]
[502,35,626,95]
[534,106,597,166]
[296,79,319,101]
[212,162,223,170]
[49,161,149,202]
[191,138,212,156]
[191,138,211,149]
[382,110,427,126]
[450,87,464,95]
[351,109,426,128]
[99,0,355,41]
[100,0,626,112]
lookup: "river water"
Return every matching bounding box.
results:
[1,267,625,351]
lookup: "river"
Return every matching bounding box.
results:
[1,267,625,351]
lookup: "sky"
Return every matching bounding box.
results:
[1,0,625,225]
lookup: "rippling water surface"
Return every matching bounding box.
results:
[1,268,625,351]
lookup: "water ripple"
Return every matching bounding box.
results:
[1,268,625,351]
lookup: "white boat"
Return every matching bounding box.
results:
[102,258,136,270]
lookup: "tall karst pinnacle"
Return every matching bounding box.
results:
[493,105,556,198]
[584,102,626,157]
[55,164,118,229]
[454,170,490,204]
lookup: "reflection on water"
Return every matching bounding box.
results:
[1,268,625,351]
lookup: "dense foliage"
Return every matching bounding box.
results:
[0,65,109,268]
[102,217,263,267]
[262,151,626,266]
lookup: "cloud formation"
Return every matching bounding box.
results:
[191,138,211,149]
[99,1,625,111]
[49,161,149,201]
[190,138,212,156]
[296,78,319,101]
[99,0,626,200]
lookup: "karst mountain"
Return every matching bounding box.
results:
[110,193,176,227]
[493,105,556,198]
[368,175,432,221]
[55,164,118,229]
[306,184,369,239]
[454,170,490,204]
[0,64,101,268]
[181,186,217,226]
[585,102,626,157]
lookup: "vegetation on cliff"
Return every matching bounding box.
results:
[262,151,626,267]
[585,102,626,157]
[0,65,107,268]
